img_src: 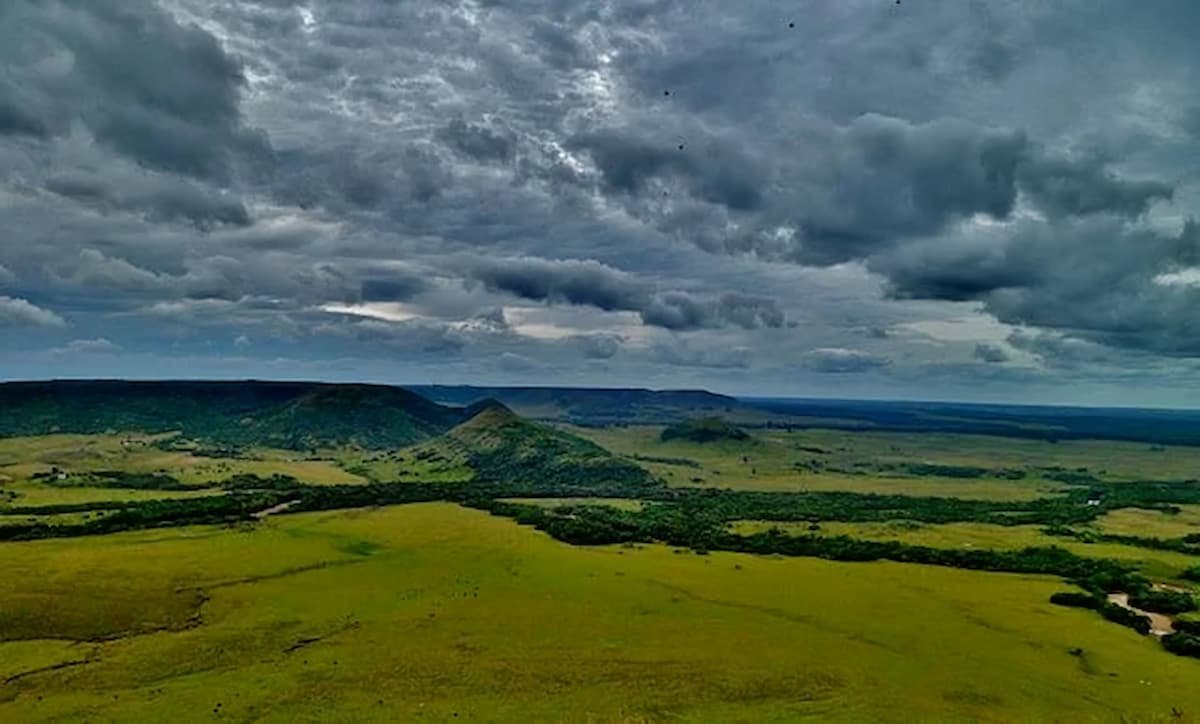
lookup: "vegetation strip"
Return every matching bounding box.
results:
[4,433,1200,663]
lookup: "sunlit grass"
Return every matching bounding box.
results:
[1,504,1199,720]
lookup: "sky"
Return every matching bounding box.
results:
[2,0,1200,406]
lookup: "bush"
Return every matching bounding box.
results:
[1162,632,1200,658]
[1099,603,1152,635]
[1128,589,1197,615]
[1049,591,1100,609]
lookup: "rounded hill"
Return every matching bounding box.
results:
[660,417,751,444]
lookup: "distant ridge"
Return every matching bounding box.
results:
[742,397,1200,447]
[407,384,758,425]
[0,380,469,450]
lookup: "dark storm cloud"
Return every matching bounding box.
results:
[5,0,1200,400]
[874,219,1200,356]
[0,87,51,138]
[0,0,270,181]
[786,116,1178,267]
[463,257,784,330]
[641,291,784,331]
[45,171,251,228]
[869,235,1040,303]
[568,128,764,211]
[466,257,642,312]
[360,273,431,302]
[561,105,1177,272]
[1018,154,1174,219]
[805,115,1026,253]
[273,144,451,212]
[437,119,516,164]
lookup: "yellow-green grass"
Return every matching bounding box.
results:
[0,484,220,508]
[170,456,366,486]
[570,425,1065,501]
[498,497,646,511]
[325,443,475,483]
[2,504,1200,721]
[0,434,364,487]
[730,520,1200,585]
[571,424,1200,496]
[767,428,1200,482]
[0,510,118,526]
[1094,506,1200,539]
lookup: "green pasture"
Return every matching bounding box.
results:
[2,504,1200,721]
[730,520,1200,586]
[570,425,1068,500]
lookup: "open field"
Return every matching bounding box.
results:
[3,503,1200,722]
[0,484,221,508]
[729,520,1200,586]
[570,425,1075,500]
[3,383,1200,720]
[571,425,1200,497]
[0,434,365,490]
[1094,506,1200,539]
[498,497,646,511]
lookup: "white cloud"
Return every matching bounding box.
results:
[0,297,66,327]
[49,338,122,357]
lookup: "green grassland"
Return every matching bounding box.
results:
[1094,506,1200,539]
[0,434,364,491]
[569,425,1071,500]
[778,428,1200,481]
[570,423,1200,502]
[5,393,1200,721]
[498,497,646,511]
[4,503,1200,722]
[729,520,1200,586]
[0,484,219,508]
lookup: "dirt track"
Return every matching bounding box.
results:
[1107,593,1175,636]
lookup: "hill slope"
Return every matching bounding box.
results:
[0,380,468,450]
[434,401,656,489]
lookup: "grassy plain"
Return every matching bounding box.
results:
[569,425,1071,500]
[498,497,646,511]
[4,503,1200,721]
[0,434,365,496]
[572,423,1200,501]
[0,484,218,508]
[729,520,1200,586]
[1094,505,1200,539]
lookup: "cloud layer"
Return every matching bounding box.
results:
[2,0,1199,404]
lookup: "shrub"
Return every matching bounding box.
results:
[1099,603,1152,635]
[1128,589,1197,615]
[1162,632,1200,658]
[1049,591,1100,609]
